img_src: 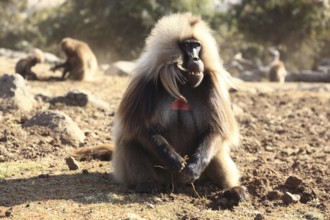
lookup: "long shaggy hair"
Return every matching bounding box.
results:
[115,13,239,149]
[60,38,98,81]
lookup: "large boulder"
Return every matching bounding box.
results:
[23,110,85,146]
[106,61,136,76]
[36,89,109,110]
[0,73,37,112]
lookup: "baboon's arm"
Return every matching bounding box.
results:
[137,134,186,172]
[180,132,218,183]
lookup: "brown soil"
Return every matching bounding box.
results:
[0,57,329,219]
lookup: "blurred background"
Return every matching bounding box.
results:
[0,0,329,74]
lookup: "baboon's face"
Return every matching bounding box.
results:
[178,38,204,87]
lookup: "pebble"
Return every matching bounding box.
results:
[65,157,79,170]
[284,176,303,189]
[146,203,155,209]
[5,207,12,217]
[38,173,50,178]
[282,192,301,204]
[267,190,282,200]
[254,213,265,220]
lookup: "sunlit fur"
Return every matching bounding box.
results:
[113,13,240,188]
[59,38,98,81]
[268,49,287,83]
[117,13,238,145]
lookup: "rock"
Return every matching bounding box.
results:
[106,61,136,76]
[0,48,26,59]
[286,71,330,83]
[52,90,88,107]
[152,196,163,203]
[65,157,80,170]
[146,203,154,209]
[38,173,50,178]
[267,190,282,200]
[239,71,262,82]
[0,48,61,63]
[284,176,303,189]
[254,213,265,220]
[282,192,301,205]
[24,110,85,146]
[42,90,109,110]
[43,52,62,64]
[0,73,37,112]
[5,207,13,217]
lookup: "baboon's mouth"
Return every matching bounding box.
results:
[177,64,204,87]
[182,71,204,88]
[188,71,203,76]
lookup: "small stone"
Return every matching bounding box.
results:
[38,173,50,178]
[5,207,12,217]
[282,192,301,205]
[152,197,163,203]
[82,169,89,174]
[146,203,154,209]
[284,176,303,189]
[267,190,282,200]
[65,157,79,170]
[254,213,265,220]
[265,146,274,152]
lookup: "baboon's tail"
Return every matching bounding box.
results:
[71,144,114,161]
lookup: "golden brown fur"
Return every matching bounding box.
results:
[268,49,287,83]
[112,13,242,192]
[15,48,44,80]
[72,144,113,161]
[51,38,98,81]
[269,59,287,83]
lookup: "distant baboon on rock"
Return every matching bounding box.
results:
[51,38,98,81]
[15,48,45,80]
[268,48,287,83]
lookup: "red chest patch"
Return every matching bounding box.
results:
[170,98,192,111]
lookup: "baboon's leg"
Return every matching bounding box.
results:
[204,144,240,189]
[112,141,162,192]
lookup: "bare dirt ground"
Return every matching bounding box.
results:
[0,56,329,219]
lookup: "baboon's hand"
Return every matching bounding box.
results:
[180,164,201,183]
[165,151,186,172]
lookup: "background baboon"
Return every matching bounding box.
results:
[51,37,98,81]
[112,13,246,200]
[15,48,44,80]
[268,48,287,83]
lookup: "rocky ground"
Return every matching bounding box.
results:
[0,56,329,219]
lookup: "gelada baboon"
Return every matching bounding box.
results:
[15,48,44,80]
[112,13,245,198]
[268,48,287,83]
[51,37,98,81]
